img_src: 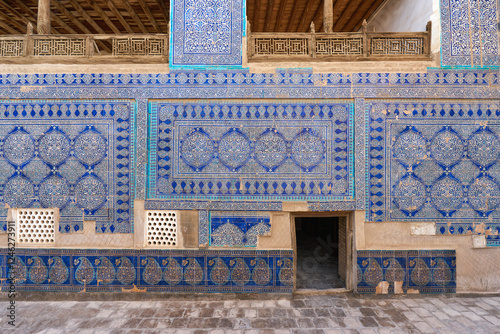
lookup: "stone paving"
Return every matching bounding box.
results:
[1,294,500,334]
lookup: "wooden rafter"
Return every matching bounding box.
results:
[121,0,149,33]
[330,0,349,31]
[156,0,170,28]
[274,0,290,32]
[66,0,106,34]
[253,0,262,32]
[0,13,22,34]
[286,0,301,32]
[50,1,93,34]
[103,0,135,33]
[333,0,365,31]
[136,0,161,32]
[264,0,276,32]
[312,0,324,32]
[297,0,321,32]
[353,0,384,31]
[50,0,112,52]
[12,0,67,34]
[87,0,121,34]
[0,1,34,33]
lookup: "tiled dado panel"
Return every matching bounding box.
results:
[210,212,271,247]
[440,0,500,67]
[367,100,500,238]
[0,100,136,234]
[0,249,293,293]
[170,0,243,67]
[357,250,456,294]
[148,99,354,202]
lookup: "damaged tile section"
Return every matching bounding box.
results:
[357,250,456,294]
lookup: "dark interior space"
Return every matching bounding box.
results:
[295,216,345,289]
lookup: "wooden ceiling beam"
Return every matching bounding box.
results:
[156,0,170,27]
[353,0,384,31]
[286,0,301,32]
[137,0,162,32]
[65,0,106,34]
[120,0,149,33]
[312,0,324,32]
[0,12,23,34]
[274,0,289,32]
[298,0,321,32]
[0,0,36,32]
[87,0,121,34]
[103,0,134,33]
[50,0,94,34]
[0,0,65,34]
[264,0,276,32]
[330,0,348,31]
[51,1,111,52]
[333,0,365,31]
[253,0,262,31]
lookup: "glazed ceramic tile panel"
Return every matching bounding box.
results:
[367,100,500,230]
[210,212,271,247]
[440,0,500,67]
[0,100,135,233]
[357,250,456,294]
[0,248,293,293]
[170,0,243,67]
[148,100,354,202]
[487,235,500,246]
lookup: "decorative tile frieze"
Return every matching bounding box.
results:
[0,248,293,293]
[148,99,354,201]
[357,249,456,294]
[0,100,135,233]
[144,200,282,211]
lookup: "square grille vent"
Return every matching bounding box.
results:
[16,209,55,245]
[145,211,178,247]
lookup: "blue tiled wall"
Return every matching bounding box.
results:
[440,0,500,67]
[0,100,136,233]
[357,250,456,294]
[0,248,293,293]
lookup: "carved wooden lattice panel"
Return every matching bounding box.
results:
[34,39,87,56]
[112,38,165,56]
[0,40,24,57]
[254,38,309,56]
[316,38,363,56]
[371,37,424,55]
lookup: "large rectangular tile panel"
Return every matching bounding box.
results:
[367,100,500,224]
[148,99,354,201]
[0,100,136,233]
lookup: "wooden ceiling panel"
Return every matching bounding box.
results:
[249,0,383,32]
[0,0,381,35]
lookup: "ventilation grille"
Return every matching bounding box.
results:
[146,211,178,247]
[17,209,55,245]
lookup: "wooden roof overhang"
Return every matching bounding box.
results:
[0,0,385,35]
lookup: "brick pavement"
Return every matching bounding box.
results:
[1,294,500,333]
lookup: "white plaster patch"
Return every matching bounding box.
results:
[471,235,486,248]
[410,222,436,235]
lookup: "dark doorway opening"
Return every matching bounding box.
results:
[295,216,346,290]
